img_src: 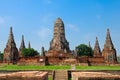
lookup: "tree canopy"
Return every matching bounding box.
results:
[22,48,39,57]
[76,44,93,56]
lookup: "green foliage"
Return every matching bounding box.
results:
[22,48,39,57]
[77,44,93,56]
[0,52,3,61]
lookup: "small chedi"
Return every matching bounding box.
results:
[3,27,19,64]
[93,37,101,57]
[102,29,118,64]
[19,35,26,57]
[46,18,71,57]
[28,41,31,49]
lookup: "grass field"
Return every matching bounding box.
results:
[0,64,120,70]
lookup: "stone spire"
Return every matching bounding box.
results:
[6,27,15,48]
[19,35,25,51]
[102,29,118,64]
[88,41,91,48]
[19,35,25,57]
[28,41,31,48]
[104,29,114,49]
[41,46,45,56]
[93,37,101,57]
[3,27,19,64]
[49,17,70,53]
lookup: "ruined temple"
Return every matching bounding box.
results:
[46,17,70,57]
[3,27,19,64]
[102,29,118,64]
[93,37,102,57]
[19,35,25,57]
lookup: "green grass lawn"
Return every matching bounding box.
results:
[0,64,120,70]
[0,64,70,70]
[76,65,120,70]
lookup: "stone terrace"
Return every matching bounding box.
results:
[0,71,48,80]
[72,72,120,80]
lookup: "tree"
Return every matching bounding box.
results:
[22,48,39,57]
[76,44,93,56]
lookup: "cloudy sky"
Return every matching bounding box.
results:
[0,0,120,55]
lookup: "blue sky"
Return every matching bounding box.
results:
[0,0,120,55]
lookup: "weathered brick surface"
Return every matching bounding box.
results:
[18,57,45,65]
[3,27,19,64]
[72,72,120,80]
[93,37,102,57]
[0,71,48,80]
[54,70,68,80]
[49,18,70,53]
[102,29,118,64]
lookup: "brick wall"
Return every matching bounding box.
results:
[18,57,45,65]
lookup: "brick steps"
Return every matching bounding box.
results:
[54,70,68,80]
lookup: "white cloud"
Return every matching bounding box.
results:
[0,16,5,25]
[38,27,52,39]
[66,24,79,32]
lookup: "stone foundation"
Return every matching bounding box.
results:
[0,71,48,80]
[72,72,120,80]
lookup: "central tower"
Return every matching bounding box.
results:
[49,17,70,53]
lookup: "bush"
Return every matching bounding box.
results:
[76,44,93,56]
[22,48,39,57]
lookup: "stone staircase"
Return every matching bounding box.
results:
[54,70,68,80]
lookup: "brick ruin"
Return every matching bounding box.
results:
[3,27,19,64]
[46,17,71,57]
[72,71,120,80]
[93,37,101,57]
[44,18,118,65]
[0,71,48,80]
[102,29,118,64]
[2,18,118,65]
